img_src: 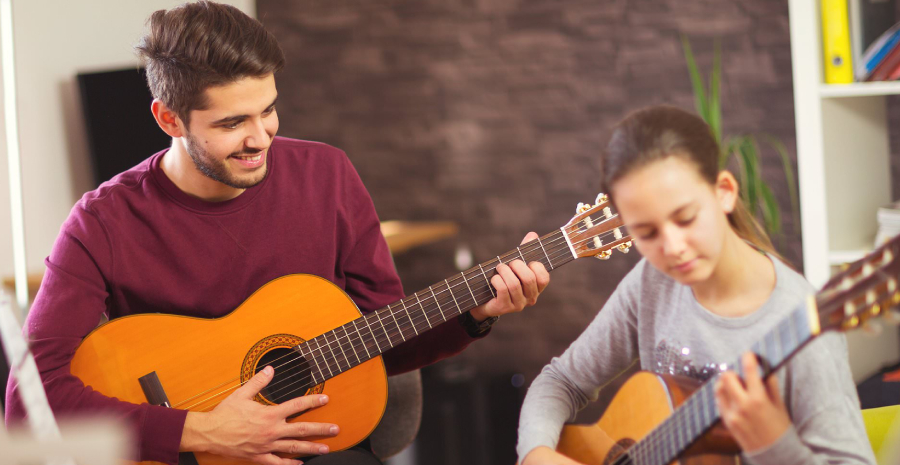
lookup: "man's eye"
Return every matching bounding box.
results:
[677,216,696,226]
[638,231,657,240]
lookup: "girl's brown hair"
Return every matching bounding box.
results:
[602,105,781,259]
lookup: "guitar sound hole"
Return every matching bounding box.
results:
[255,348,313,404]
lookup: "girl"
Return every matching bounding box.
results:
[517,105,875,465]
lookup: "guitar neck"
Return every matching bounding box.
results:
[295,228,626,385]
[628,301,821,465]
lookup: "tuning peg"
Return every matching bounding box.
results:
[617,241,633,253]
[576,202,591,214]
[595,193,609,206]
[862,319,883,337]
[595,250,612,260]
[842,315,860,330]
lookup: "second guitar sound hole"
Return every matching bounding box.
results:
[255,347,313,404]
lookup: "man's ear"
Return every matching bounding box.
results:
[715,170,739,214]
[151,99,185,138]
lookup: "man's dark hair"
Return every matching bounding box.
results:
[135,1,285,126]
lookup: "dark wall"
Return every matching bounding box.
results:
[257,0,801,389]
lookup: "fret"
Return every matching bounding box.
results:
[771,324,783,366]
[429,286,446,321]
[333,329,351,371]
[461,272,478,307]
[342,325,361,365]
[478,264,496,298]
[793,308,810,347]
[517,246,526,263]
[352,319,371,359]
[414,294,432,329]
[311,338,333,378]
[320,333,342,374]
[365,315,383,354]
[536,237,554,270]
[699,383,710,425]
[388,303,406,342]
[374,311,391,350]
[401,299,418,336]
[446,278,463,316]
[327,330,349,372]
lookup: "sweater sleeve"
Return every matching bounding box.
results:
[516,261,644,461]
[334,153,478,376]
[744,333,876,465]
[4,205,187,465]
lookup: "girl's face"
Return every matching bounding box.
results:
[612,156,736,286]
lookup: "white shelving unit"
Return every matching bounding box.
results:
[789,0,900,382]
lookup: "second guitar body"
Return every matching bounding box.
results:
[557,371,740,465]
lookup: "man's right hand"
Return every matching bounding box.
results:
[521,446,585,465]
[181,365,339,465]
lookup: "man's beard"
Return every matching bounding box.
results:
[183,131,268,189]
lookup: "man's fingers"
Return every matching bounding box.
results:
[276,394,329,418]
[509,260,538,304]
[496,262,526,310]
[277,421,339,439]
[270,439,330,457]
[235,365,275,399]
[529,261,550,293]
[520,231,539,245]
[253,453,304,465]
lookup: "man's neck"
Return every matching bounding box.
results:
[161,138,244,202]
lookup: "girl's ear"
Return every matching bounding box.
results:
[716,170,739,214]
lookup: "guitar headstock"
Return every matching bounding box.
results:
[816,235,900,333]
[562,193,633,260]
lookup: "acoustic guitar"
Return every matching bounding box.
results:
[556,235,900,465]
[69,194,632,465]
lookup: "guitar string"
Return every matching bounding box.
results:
[192,237,598,412]
[623,296,863,465]
[183,236,587,411]
[170,230,578,409]
[177,225,628,411]
[172,220,629,410]
[176,219,614,409]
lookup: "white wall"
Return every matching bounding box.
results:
[0,0,255,286]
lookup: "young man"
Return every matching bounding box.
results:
[4,3,550,465]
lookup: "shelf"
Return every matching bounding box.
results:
[819,81,900,98]
[827,249,870,266]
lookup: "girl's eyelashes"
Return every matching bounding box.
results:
[677,216,696,226]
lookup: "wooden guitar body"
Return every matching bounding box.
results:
[70,274,388,465]
[558,372,740,465]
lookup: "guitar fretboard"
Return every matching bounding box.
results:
[295,229,578,386]
[624,303,818,465]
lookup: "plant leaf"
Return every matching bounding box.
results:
[760,183,781,236]
[708,40,722,145]
[681,34,709,122]
[761,134,800,234]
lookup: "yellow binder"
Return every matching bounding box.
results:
[822,0,854,83]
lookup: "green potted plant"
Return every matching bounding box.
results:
[681,36,799,242]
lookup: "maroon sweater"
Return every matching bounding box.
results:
[5,137,479,464]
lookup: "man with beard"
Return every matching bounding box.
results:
[4,2,550,465]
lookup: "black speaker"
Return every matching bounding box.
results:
[415,361,525,465]
[77,68,170,187]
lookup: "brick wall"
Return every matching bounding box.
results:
[258,0,801,404]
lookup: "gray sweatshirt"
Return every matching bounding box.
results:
[517,257,876,465]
